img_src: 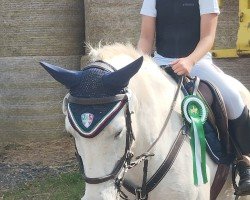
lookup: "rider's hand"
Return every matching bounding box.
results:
[171,57,194,76]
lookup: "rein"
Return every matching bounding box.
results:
[116,76,187,200]
[147,76,184,152]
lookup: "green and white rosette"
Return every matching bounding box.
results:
[182,95,208,185]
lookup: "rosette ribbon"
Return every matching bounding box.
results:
[182,95,208,185]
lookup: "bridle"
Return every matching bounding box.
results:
[65,60,137,185]
[65,61,187,200]
[67,91,135,184]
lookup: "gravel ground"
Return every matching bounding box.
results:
[0,136,78,194]
[0,162,78,193]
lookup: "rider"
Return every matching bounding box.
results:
[137,0,250,195]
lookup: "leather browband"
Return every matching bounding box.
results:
[68,94,128,105]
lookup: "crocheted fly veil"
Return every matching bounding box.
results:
[40,57,143,138]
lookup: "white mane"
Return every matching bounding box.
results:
[88,43,142,61]
[87,43,157,70]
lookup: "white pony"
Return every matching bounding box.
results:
[41,43,250,200]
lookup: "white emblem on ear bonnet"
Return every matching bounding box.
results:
[81,113,94,128]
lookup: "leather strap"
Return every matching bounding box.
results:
[123,126,188,195]
[146,126,187,193]
[83,155,126,184]
[80,103,135,184]
[193,76,200,96]
[210,164,230,200]
[121,76,185,197]
[68,94,127,105]
[146,76,184,152]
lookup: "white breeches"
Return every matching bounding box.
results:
[154,52,245,119]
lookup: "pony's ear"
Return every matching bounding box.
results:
[102,56,143,91]
[39,62,82,88]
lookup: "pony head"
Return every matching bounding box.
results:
[40,44,144,199]
[40,44,228,200]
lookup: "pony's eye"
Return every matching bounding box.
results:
[114,129,123,139]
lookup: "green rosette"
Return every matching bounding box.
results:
[181,95,208,185]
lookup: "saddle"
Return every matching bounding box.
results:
[188,79,234,159]
[165,68,234,161]
[165,67,233,200]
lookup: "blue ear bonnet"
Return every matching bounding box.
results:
[70,60,132,98]
[70,67,111,98]
[40,57,143,138]
[68,62,127,138]
[40,57,143,98]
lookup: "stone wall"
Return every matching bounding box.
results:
[1,0,249,146]
[0,1,85,145]
[1,0,85,56]
[84,0,141,47]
